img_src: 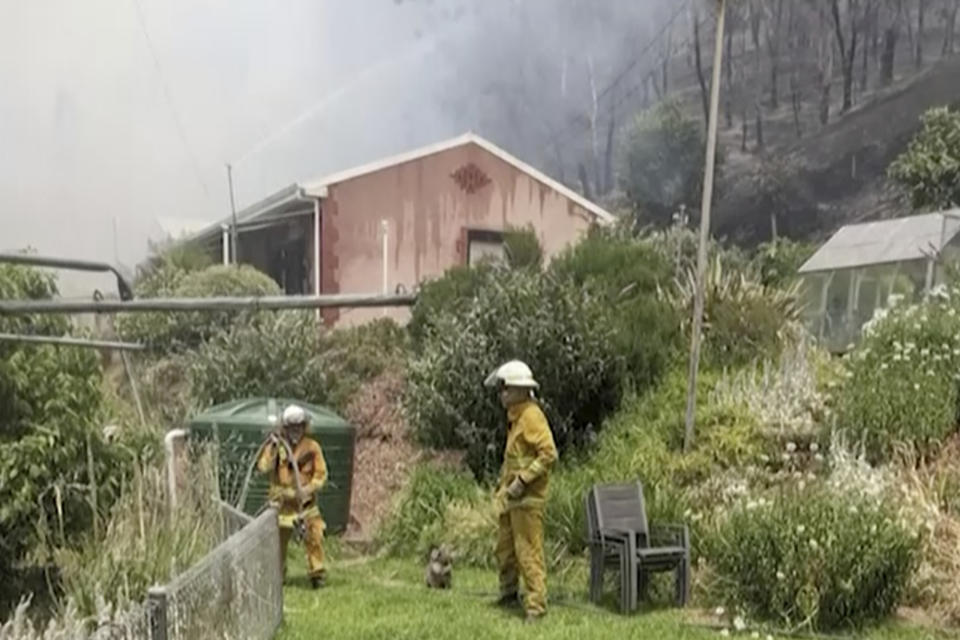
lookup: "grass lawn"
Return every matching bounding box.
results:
[274,545,952,640]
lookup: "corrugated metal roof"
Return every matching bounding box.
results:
[799,211,960,274]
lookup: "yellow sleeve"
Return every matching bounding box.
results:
[518,407,558,485]
[303,440,328,493]
[256,441,278,473]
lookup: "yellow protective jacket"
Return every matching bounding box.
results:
[257,435,328,528]
[496,400,558,512]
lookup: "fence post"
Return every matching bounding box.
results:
[147,586,168,640]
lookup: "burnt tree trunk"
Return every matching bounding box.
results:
[819,4,834,126]
[603,110,615,195]
[577,163,593,202]
[693,10,711,128]
[755,104,764,149]
[916,0,926,68]
[944,0,959,55]
[881,25,898,85]
[724,25,734,127]
[831,0,860,114]
[751,0,764,147]
[860,3,875,92]
[790,71,803,137]
[767,0,785,109]
[742,108,749,151]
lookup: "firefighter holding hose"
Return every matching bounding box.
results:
[257,404,329,589]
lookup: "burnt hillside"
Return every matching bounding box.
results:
[713,54,960,243]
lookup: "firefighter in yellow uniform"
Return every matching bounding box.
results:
[486,360,558,624]
[257,404,329,589]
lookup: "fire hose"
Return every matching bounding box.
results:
[237,431,311,542]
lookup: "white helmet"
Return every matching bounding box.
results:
[282,404,308,427]
[484,360,539,389]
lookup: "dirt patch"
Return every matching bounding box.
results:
[343,370,419,541]
[341,369,471,543]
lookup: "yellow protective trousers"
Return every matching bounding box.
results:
[496,507,547,616]
[278,514,326,579]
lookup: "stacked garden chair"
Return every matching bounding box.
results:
[584,481,690,614]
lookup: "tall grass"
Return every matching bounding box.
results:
[54,442,223,617]
[0,441,227,638]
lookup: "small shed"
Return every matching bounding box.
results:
[798,211,960,352]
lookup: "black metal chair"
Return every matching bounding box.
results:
[584,481,690,614]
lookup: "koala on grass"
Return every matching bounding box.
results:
[424,544,453,589]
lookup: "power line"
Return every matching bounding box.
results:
[130,0,210,198]
[548,0,693,151]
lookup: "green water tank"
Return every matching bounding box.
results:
[188,397,356,533]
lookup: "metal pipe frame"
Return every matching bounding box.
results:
[0,253,134,301]
[0,292,417,315]
[0,332,146,351]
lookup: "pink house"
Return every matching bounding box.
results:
[186,132,614,326]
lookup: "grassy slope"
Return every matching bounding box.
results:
[275,551,947,640]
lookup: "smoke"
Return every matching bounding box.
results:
[0,0,675,295]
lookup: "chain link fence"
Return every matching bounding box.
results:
[144,502,283,640]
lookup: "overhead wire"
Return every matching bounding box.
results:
[130,0,211,198]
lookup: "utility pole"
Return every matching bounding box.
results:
[684,0,726,453]
[226,163,239,265]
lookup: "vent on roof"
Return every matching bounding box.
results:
[451,163,491,194]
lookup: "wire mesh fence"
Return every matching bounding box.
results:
[146,503,283,640]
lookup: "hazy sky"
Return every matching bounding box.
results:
[0,1,463,292]
[0,0,672,295]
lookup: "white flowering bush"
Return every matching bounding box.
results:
[836,285,960,461]
[704,481,920,632]
[711,337,835,441]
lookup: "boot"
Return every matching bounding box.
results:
[310,573,326,589]
[493,592,520,608]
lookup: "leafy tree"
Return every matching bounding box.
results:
[621,101,722,226]
[549,226,679,388]
[0,264,128,607]
[117,264,281,353]
[405,266,624,479]
[888,106,960,211]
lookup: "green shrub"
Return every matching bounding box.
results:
[407,264,492,349]
[319,319,409,410]
[888,105,960,212]
[503,224,544,271]
[376,466,481,557]
[188,312,330,409]
[549,226,679,389]
[751,238,816,289]
[621,100,721,226]
[835,288,960,461]
[117,264,280,353]
[419,499,499,568]
[0,263,128,594]
[663,256,802,368]
[405,266,624,479]
[704,484,919,631]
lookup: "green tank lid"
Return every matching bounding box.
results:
[190,397,351,431]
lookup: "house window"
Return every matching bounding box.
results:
[466,229,505,266]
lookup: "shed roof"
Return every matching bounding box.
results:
[183,132,615,246]
[300,132,615,224]
[798,211,960,274]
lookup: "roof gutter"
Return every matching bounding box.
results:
[188,183,325,245]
